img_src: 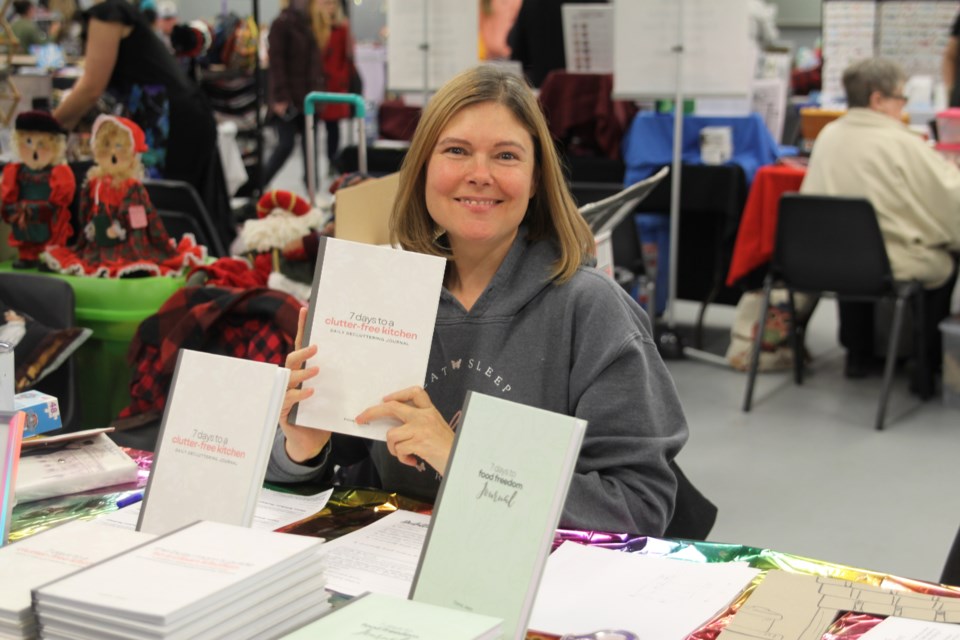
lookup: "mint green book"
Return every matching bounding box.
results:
[409,392,587,640]
[282,592,502,640]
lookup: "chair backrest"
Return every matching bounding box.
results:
[773,194,894,296]
[143,179,228,257]
[0,273,80,431]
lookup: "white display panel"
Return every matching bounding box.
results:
[612,0,755,98]
[387,0,478,92]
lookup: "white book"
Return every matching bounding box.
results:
[282,592,502,640]
[137,350,291,535]
[0,520,152,638]
[1,411,24,545]
[33,521,325,631]
[15,432,139,504]
[410,392,586,640]
[289,237,446,441]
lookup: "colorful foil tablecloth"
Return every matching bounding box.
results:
[9,451,959,640]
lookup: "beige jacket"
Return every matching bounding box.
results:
[801,108,960,288]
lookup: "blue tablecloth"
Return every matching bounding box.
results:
[622,113,780,185]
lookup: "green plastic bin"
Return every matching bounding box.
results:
[0,262,186,427]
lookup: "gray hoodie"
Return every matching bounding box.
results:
[268,229,688,535]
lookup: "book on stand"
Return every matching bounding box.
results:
[137,350,291,535]
[33,520,329,639]
[289,236,446,441]
[0,520,153,639]
[282,592,502,640]
[0,411,24,545]
[410,391,587,640]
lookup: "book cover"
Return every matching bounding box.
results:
[409,392,586,640]
[0,520,152,633]
[290,237,446,440]
[282,592,502,640]
[137,350,291,536]
[33,521,324,629]
[0,411,25,545]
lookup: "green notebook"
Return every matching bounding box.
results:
[410,392,587,640]
[282,592,502,640]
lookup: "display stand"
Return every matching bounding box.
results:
[613,0,753,363]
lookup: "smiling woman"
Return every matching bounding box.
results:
[269,65,692,537]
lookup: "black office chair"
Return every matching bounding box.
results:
[0,273,82,431]
[741,194,927,431]
[942,525,960,587]
[143,179,228,257]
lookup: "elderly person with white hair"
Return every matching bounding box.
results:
[801,57,960,384]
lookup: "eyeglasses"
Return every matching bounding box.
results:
[885,93,909,103]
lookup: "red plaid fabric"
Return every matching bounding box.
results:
[119,286,303,418]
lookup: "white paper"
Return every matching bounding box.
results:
[562,4,614,74]
[822,1,877,101]
[251,487,333,531]
[295,238,446,441]
[319,509,430,598]
[528,541,760,639]
[98,488,333,533]
[860,617,960,640]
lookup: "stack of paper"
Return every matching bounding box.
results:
[33,521,330,639]
[15,432,139,503]
[0,520,153,639]
[282,592,502,640]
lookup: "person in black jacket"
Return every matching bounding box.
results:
[262,0,325,190]
[507,0,607,88]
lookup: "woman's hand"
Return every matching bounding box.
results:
[279,307,331,463]
[355,386,454,475]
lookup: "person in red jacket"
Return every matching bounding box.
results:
[315,0,353,174]
[0,111,75,269]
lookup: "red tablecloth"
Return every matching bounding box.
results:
[725,163,807,286]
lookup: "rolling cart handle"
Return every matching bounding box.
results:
[303,91,368,203]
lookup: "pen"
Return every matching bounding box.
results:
[116,492,144,509]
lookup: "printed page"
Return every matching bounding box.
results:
[251,487,333,531]
[294,238,446,441]
[860,617,960,640]
[529,541,760,639]
[15,433,138,503]
[320,510,430,597]
[138,350,290,536]
[0,520,152,616]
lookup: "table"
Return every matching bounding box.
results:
[725,163,807,287]
[623,112,782,186]
[11,449,959,640]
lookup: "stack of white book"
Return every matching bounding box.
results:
[33,520,330,640]
[0,520,152,640]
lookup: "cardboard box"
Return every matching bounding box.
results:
[334,172,400,246]
[14,390,62,437]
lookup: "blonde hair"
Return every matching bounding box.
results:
[87,120,144,181]
[390,65,594,283]
[313,0,346,50]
